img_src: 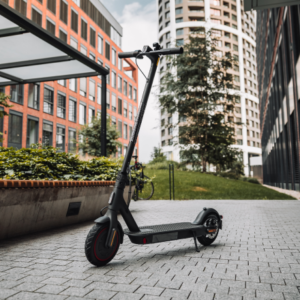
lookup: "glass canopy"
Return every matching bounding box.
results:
[0,2,108,87]
[244,0,300,11]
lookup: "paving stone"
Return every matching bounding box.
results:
[155,278,182,289]
[60,287,93,297]
[256,290,284,300]
[41,277,70,285]
[0,280,22,289]
[85,289,117,299]
[110,283,140,293]
[134,285,164,296]
[111,291,143,300]
[188,291,214,300]
[36,284,68,294]
[7,291,68,300]
[0,288,19,299]
[141,295,171,300]
[160,288,190,299]
[13,282,45,292]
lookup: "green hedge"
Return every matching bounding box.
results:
[0,145,125,181]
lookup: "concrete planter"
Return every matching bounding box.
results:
[0,180,133,240]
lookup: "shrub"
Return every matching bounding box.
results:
[240,177,260,184]
[219,172,239,180]
[0,144,134,181]
[146,160,179,170]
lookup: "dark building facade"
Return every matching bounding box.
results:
[257,6,300,190]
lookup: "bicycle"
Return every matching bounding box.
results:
[129,155,154,201]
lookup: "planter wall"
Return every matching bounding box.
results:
[0,180,133,240]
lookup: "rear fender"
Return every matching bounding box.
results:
[192,208,222,229]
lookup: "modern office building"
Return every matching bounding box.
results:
[157,0,261,174]
[0,0,138,157]
[256,6,300,190]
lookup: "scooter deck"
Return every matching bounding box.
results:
[124,222,213,245]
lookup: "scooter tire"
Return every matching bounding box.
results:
[85,224,120,267]
[197,214,219,246]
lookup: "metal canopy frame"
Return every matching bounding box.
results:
[244,0,300,11]
[0,2,109,156]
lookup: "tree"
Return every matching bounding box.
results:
[77,116,121,157]
[158,30,242,172]
[149,145,166,164]
[0,93,13,143]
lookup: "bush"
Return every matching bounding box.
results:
[240,177,260,184]
[219,172,239,180]
[146,160,179,170]
[0,144,130,181]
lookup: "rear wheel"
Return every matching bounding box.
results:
[133,175,154,200]
[85,224,120,267]
[197,214,219,246]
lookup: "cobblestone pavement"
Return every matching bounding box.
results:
[1,200,300,300]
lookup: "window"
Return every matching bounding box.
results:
[106,66,110,85]
[90,27,96,47]
[71,10,78,33]
[118,76,122,93]
[211,19,221,24]
[81,19,87,40]
[56,126,65,152]
[232,14,237,21]
[46,19,55,35]
[134,89,137,102]
[70,37,78,49]
[176,28,184,36]
[89,80,95,101]
[118,98,122,115]
[79,103,86,125]
[60,0,68,24]
[118,57,122,70]
[43,87,53,114]
[175,0,182,3]
[124,101,127,117]
[98,35,103,54]
[58,79,66,87]
[32,7,42,26]
[168,127,173,135]
[176,18,183,23]
[11,85,24,104]
[176,39,184,46]
[43,122,53,146]
[26,117,38,147]
[106,90,110,109]
[124,80,127,96]
[68,129,76,153]
[112,94,116,112]
[234,75,240,82]
[69,78,77,91]
[166,42,171,48]
[124,124,128,139]
[134,107,137,120]
[210,9,220,16]
[129,126,133,139]
[112,49,116,65]
[69,98,76,122]
[59,29,67,42]
[8,112,23,149]
[97,85,101,104]
[129,104,132,120]
[165,1,170,9]
[47,0,56,14]
[129,85,132,99]
[112,72,116,89]
[165,11,170,19]
[210,0,220,5]
[175,7,183,15]
[166,32,171,39]
[28,84,39,110]
[15,0,27,16]
[118,120,122,138]
[80,77,87,96]
[89,107,95,123]
[161,119,165,127]
[233,44,238,51]
[237,139,243,145]
[57,93,66,119]
[105,42,110,60]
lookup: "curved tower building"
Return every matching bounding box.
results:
[157,0,261,175]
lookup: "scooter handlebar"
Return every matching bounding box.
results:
[118,50,141,59]
[118,47,183,59]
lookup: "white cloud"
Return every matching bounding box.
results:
[116,1,160,163]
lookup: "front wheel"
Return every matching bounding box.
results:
[197,214,220,246]
[85,224,120,266]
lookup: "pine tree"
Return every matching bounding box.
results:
[159,30,242,172]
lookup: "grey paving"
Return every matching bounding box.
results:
[0,200,300,300]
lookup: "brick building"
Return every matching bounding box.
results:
[0,0,138,157]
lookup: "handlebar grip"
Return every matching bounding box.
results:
[154,47,184,55]
[118,50,141,59]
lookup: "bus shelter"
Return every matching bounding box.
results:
[0,2,109,156]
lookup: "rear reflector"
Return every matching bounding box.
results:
[143,238,147,244]
[220,215,223,219]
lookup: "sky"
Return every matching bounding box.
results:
[101,0,160,163]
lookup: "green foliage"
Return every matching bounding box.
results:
[77,116,121,157]
[241,177,260,184]
[158,30,241,172]
[146,160,179,170]
[218,172,239,180]
[0,93,13,143]
[148,146,167,164]
[0,144,126,181]
[143,169,295,200]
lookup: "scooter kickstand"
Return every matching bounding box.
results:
[192,231,200,253]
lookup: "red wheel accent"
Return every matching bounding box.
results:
[93,228,119,261]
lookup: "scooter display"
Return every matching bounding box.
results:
[85,43,223,266]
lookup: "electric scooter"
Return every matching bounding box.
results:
[85,43,223,266]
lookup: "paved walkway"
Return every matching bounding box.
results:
[1,200,300,300]
[263,185,300,200]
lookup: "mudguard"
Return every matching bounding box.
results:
[94,216,124,244]
[192,208,222,229]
